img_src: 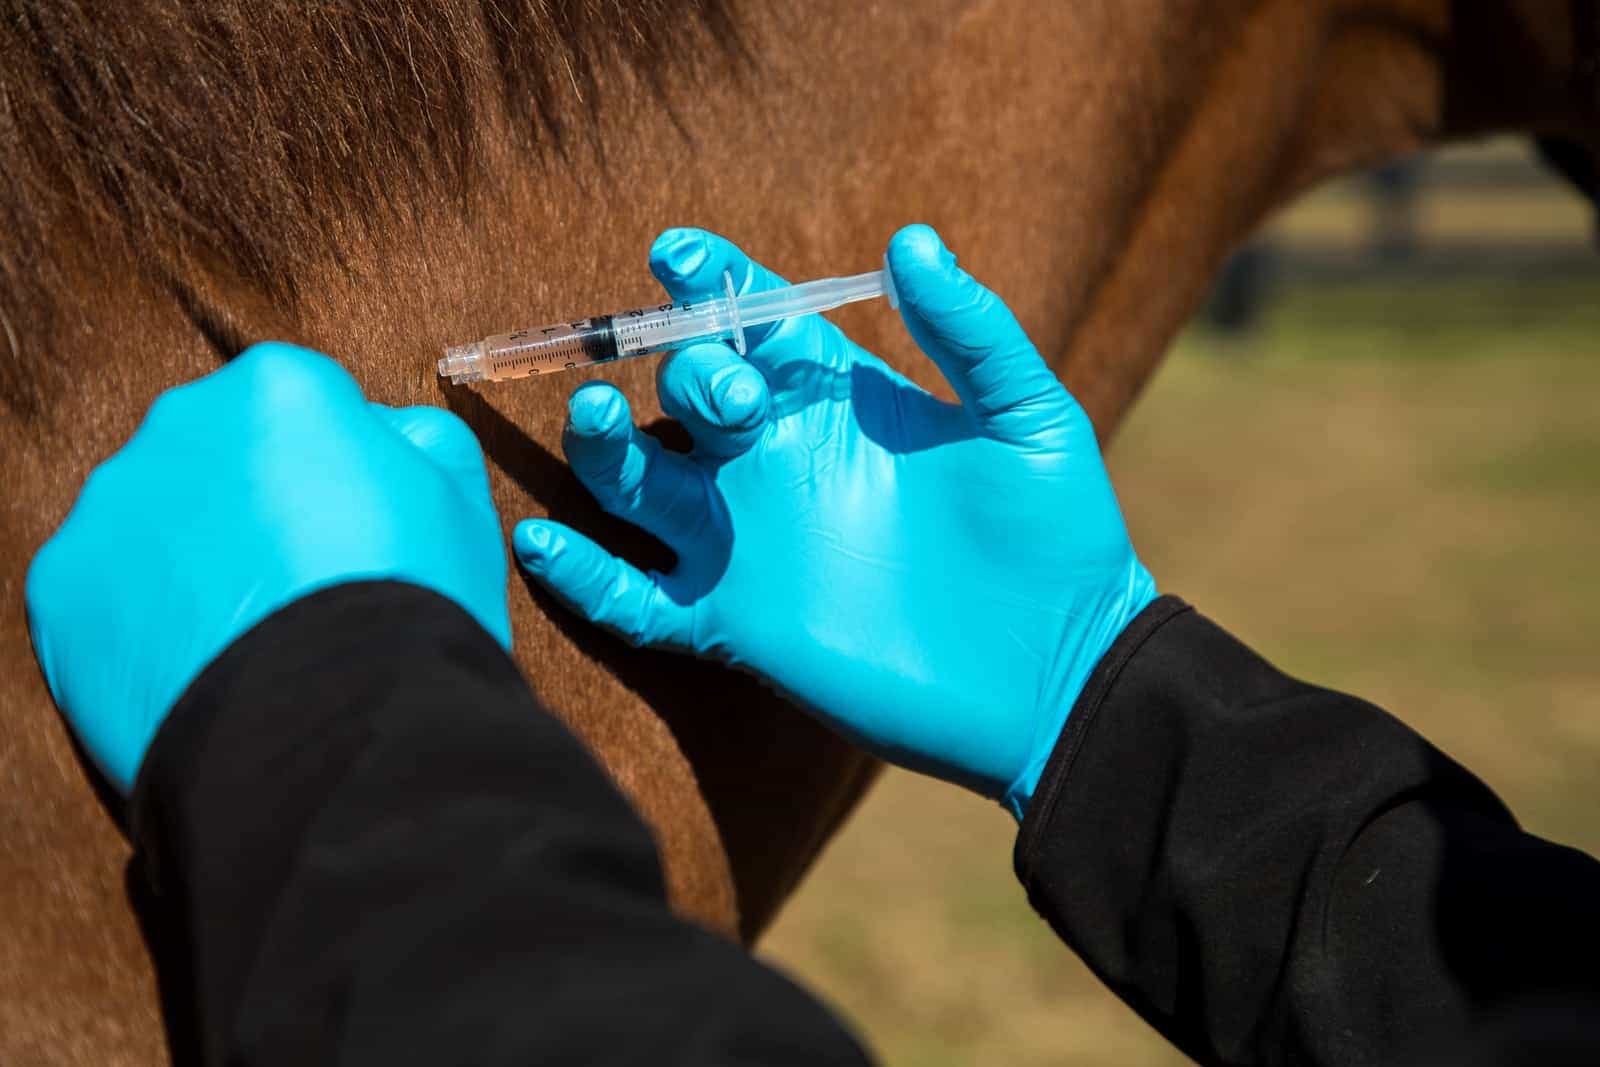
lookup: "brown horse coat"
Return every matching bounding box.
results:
[1,1,1594,1062]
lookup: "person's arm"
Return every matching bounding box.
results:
[131,580,869,1066]
[517,226,1600,1065]
[1018,596,1600,1066]
[26,342,870,1066]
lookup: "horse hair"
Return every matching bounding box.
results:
[0,0,742,415]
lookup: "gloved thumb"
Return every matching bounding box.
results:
[887,225,1072,447]
[372,404,494,503]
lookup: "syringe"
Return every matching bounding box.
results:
[438,265,898,385]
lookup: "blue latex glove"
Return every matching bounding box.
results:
[515,226,1156,817]
[26,342,510,794]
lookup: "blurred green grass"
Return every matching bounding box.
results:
[758,276,1600,1066]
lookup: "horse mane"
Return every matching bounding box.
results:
[0,0,742,414]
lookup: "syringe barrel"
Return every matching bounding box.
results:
[439,299,738,385]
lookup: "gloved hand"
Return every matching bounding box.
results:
[514,225,1156,817]
[26,342,510,794]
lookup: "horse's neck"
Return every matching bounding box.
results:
[1,0,1582,929]
[0,3,1589,1064]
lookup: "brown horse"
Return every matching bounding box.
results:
[1,1,1593,1062]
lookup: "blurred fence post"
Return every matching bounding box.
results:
[1371,160,1422,263]
[1203,242,1275,334]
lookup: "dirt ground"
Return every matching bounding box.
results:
[758,274,1600,1066]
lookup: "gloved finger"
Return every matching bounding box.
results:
[151,342,363,440]
[371,403,493,502]
[514,519,692,649]
[647,228,838,369]
[562,381,716,553]
[656,343,772,458]
[229,341,365,403]
[887,224,1073,446]
[649,228,789,342]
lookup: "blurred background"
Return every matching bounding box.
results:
[758,137,1600,1066]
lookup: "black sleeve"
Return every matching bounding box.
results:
[1015,596,1600,1066]
[128,581,871,1067]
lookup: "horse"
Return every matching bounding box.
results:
[1,1,1594,1061]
